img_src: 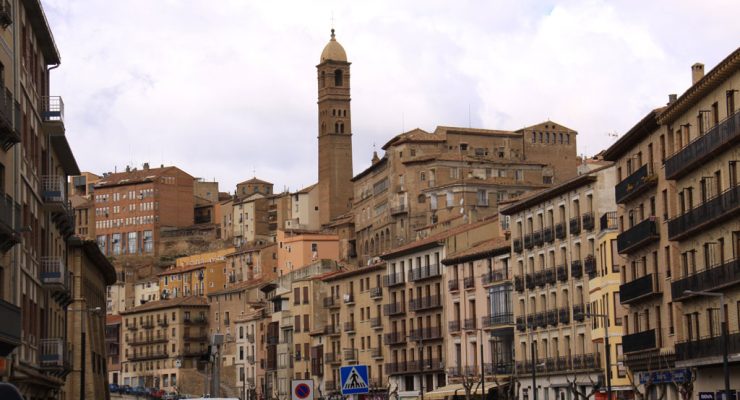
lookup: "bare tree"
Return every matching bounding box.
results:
[671,368,696,400]
[459,371,482,400]
[490,374,520,400]
[564,372,602,400]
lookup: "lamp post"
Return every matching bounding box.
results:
[684,290,729,400]
[584,312,612,400]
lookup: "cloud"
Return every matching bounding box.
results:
[42,0,740,193]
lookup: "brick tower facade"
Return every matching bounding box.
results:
[317,29,354,226]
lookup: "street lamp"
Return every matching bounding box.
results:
[684,290,730,400]
[584,312,612,400]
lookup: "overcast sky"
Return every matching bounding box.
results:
[43,0,740,193]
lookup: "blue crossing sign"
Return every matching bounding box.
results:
[340,365,369,395]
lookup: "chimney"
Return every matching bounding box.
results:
[691,63,704,85]
[668,94,677,104]
[125,165,131,173]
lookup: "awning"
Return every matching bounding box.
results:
[424,382,502,400]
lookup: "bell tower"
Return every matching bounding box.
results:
[317,29,353,226]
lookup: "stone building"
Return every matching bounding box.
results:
[158,247,235,298]
[502,162,617,400]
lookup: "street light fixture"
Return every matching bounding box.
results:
[584,312,612,400]
[684,290,730,400]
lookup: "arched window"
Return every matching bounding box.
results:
[340,123,345,134]
[334,69,343,86]
[321,71,326,88]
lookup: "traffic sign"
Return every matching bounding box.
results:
[340,365,369,395]
[292,379,314,400]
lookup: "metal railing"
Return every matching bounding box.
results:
[671,258,740,301]
[449,320,461,332]
[383,272,405,287]
[482,269,507,285]
[615,163,657,204]
[600,211,618,231]
[676,331,740,362]
[620,273,661,304]
[42,96,65,123]
[448,279,459,291]
[482,313,513,328]
[408,295,442,311]
[383,302,405,316]
[555,222,566,239]
[622,329,658,354]
[370,287,383,299]
[569,216,581,235]
[617,217,659,254]
[408,263,441,281]
[668,184,740,240]
[41,175,67,203]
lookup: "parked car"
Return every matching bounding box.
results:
[120,385,132,394]
[132,386,147,396]
[150,388,166,398]
[108,383,119,393]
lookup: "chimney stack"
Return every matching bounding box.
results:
[668,94,677,104]
[692,63,705,85]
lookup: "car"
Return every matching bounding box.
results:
[108,383,119,393]
[132,386,147,396]
[120,385,132,394]
[150,388,166,398]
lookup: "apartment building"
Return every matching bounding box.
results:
[119,296,210,394]
[604,50,740,398]
[64,238,117,400]
[226,242,277,282]
[351,123,573,266]
[134,277,160,306]
[234,307,269,400]
[106,315,123,386]
[94,165,194,257]
[69,171,101,197]
[158,247,235,298]
[233,193,271,247]
[276,229,339,275]
[440,238,514,398]
[502,162,617,400]
[318,263,388,394]
[380,218,499,400]
[285,184,320,231]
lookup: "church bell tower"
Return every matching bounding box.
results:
[317,29,354,226]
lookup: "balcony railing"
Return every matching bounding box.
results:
[544,268,556,285]
[482,313,513,328]
[582,212,595,231]
[323,296,340,308]
[622,329,658,354]
[0,89,20,151]
[676,331,740,362]
[514,276,524,292]
[600,211,618,231]
[571,260,583,279]
[449,320,461,333]
[390,204,408,215]
[343,349,358,361]
[383,332,406,345]
[409,295,442,311]
[558,307,570,325]
[584,256,596,278]
[615,163,657,204]
[557,265,568,282]
[410,326,443,341]
[665,109,740,179]
[569,216,581,235]
[40,338,70,370]
[41,175,67,205]
[533,230,543,246]
[370,317,382,329]
[513,238,523,253]
[370,347,383,359]
[573,304,586,322]
[482,269,507,286]
[42,96,65,123]
[370,287,383,299]
[463,276,475,289]
[0,194,20,253]
[524,234,534,249]
[344,321,355,333]
[555,222,566,239]
[383,272,405,287]
[408,263,441,281]
[617,217,659,254]
[543,227,554,243]
[324,353,341,364]
[671,258,740,301]
[463,318,477,330]
[620,273,661,304]
[525,273,535,289]
[448,279,459,292]
[516,317,526,331]
[383,302,405,316]
[546,309,558,326]
[0,298,21,356]
[668,184,740,241]
[343,293,355,305]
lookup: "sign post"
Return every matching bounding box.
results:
[292,379,314,400]
[340,365,370,396]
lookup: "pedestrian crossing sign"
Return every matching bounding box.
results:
[340,365,369,395]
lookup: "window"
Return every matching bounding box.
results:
[143,230,153,253]
[128,231,138,254]
[112,233,122,255]
[334,69,343,86]
[477,189,488,206]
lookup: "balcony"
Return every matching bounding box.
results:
[184,315,208,325]
[514,276,524,292]
[324,352,341,364]
[622,329,658,354]
[482,269,507,286]
[0,89,20,151]
[513,238,523,253]
[0,298,20,357]
[535,312,546,328]
[665,110,740,180]
[543,227,554,243]
[157,319,169,327]
[525,273,535,289]
[183,333,207,342]
[383,332,406,345]
[672,258,740,301]
[482,313,513,329]
[584,255,597,278]
[569,216,581,235]
[408,264,441,281]
[343,293,355,305]
[555,222,566,239]
[463,276,475,290]
[668,185,740,241]
[344,321,355,333]
[40,338,70,374]
[0,194,20,254]
[371,347,383,359]
[617,217,659,254]
[544,268,556,285]
[571,260,583,279]
[573,304,586,322]
[383,272,405,287]
[409,295,442,311]
[546,310,558,326]
[557,265,568,282]
[558,307,570,325]
[676,331,740,362]
[534,271,546,287]
[448,279,459,292]
[370,317,383,329]
[516,317,525,331]
[615,163,658,204]
[130,334,168,345]
[323,296,340,308]
[463,318,477,331]
[524,234,534,249]
[620,273,661,304]
[410,326,443,341]
[40,256,72,305]
[485,363,513,375]
[126,322,138,331]
[370,287,383,299]
[383,302,405,316]
[600,211,618,231]
[533,230,543,247]
[582,212,595,231]
[448,320,461,333]
[343,349,358,362]
[246,333,255,343]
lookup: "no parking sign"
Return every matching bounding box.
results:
[292,379,314,400]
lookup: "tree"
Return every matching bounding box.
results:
[490,374,520,400]
[564,372,602,400]
[459,370,482,400]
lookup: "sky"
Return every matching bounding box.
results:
[43,0,740,194]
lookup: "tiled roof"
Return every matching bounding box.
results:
[120,296,208,314]
[95,166,191,188]
[442,238,510,264]
[382,217,496,259]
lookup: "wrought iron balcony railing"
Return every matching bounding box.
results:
[615,163,657,204]
[668,184,740,241]
[617,217,659,254]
